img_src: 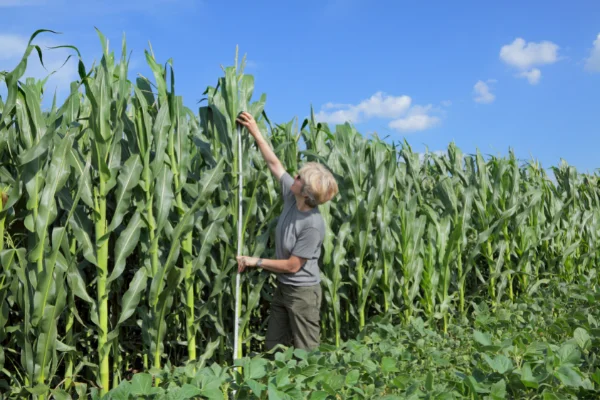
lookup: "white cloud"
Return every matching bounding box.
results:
[315,92,411,124]
[584,33,600,72]
[388,105,440,132]
[357,92,411,118]
[389,114,440,132]
[473,80,495,104]
[314,107,361,125]
[441,100,452,107]
[315,91,440,133]
[0,34,28,60]
[500,38,559,69]
[518,68,541,85]
[0,33,78,98]
[499,38,559,85]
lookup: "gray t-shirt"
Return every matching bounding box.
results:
[275,173,325,286]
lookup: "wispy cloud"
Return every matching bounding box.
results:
[315,91,441,133]
[244,60,259,70]
[517,68,541,85]
[0,33,28,60]
[0,32,78,97]
[388,107,440,132]
[584,33,600,72]
[473,79,496,104]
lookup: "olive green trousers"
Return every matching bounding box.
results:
[265,282,322,351]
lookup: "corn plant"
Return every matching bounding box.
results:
[1,28,600,398]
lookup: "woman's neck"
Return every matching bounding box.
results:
[294,195,314,212]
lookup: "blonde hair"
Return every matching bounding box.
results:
[298,162,339,207]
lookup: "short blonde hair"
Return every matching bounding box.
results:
[298,162,339,207]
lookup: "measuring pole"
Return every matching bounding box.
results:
[233,123,243,363]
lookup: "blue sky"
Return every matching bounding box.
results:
[2,0,600,175]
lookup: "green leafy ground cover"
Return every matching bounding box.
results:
[81,277,600,400]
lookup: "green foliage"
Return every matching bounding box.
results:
[98,279,600,399]
[1,29,600,399]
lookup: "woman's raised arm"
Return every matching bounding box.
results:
[236,111,286,180]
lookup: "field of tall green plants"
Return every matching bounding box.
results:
[0,30,599,399]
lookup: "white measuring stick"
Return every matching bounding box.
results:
[233,123,243,364]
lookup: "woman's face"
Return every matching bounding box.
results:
[291,174,305,196]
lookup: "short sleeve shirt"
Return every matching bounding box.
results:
[275,173,325,286]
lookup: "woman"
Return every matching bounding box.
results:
[235,111,338,352]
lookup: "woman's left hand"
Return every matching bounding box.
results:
[236,256,259,273]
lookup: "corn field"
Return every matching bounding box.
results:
[1,30,599,397]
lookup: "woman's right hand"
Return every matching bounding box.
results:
[236,112,261,139]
